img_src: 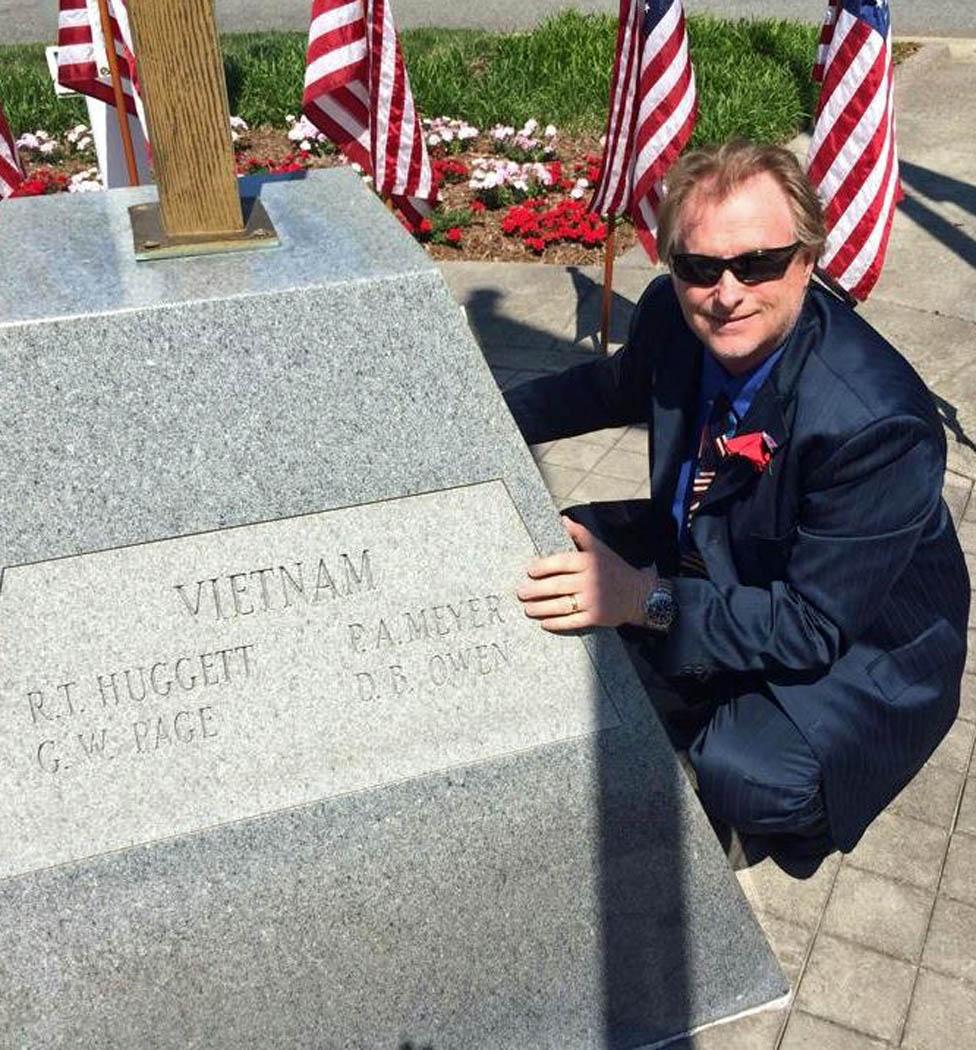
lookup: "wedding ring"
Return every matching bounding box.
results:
[568,593,580,615]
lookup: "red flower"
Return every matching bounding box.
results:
[445,227,463,244]
[12,178,48,197]
[432,158,469,187]
[526,237,545,253]
[270,154,305,174]
[469,199,486,214]
[418,218,433,235]
[724,431,778,472]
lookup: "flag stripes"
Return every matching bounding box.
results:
[590,0,697,260]
[302,0,434,224]
[0,101,25,199]
[56,0,144,128]
[813,0,842,81]
[807,0,901,300]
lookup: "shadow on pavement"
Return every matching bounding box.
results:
[898,160,976,270]
[933,393,976,454]
[459,268,639,365]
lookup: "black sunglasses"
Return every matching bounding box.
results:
[669,241,805,287]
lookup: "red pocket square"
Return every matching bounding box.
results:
[724,431,777,472]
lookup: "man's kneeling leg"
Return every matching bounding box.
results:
[689,686,834,859]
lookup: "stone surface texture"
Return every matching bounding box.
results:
[0,169,784,1047]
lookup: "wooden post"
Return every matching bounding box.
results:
[600,216,617,354]
[124,0,276,258]
[95,0,140,187]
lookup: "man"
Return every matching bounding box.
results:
[505,140,969,863]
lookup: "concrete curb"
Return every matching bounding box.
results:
[896,35,976,60]
[893,40,954,85]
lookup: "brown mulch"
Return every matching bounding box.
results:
[236,127,638,265]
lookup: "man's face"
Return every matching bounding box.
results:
[670,172,815,375]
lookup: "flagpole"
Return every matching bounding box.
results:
[814,265,858,309]
[600,215,617,353]
[95,0,140,187]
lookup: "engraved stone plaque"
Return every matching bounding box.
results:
[1,481,618,880]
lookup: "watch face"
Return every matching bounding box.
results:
[644,587,676,631]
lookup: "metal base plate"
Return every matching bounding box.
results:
[129,196,279,261]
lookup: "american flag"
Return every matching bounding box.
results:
[812,0,841,82]
[590,0,697,260]
[56,0,147,134]
[0,101,25,200]
[807,0,902,300]
[302,0,434,225]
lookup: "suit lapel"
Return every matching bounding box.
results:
[651,338,702,507]
[695,385,790,512]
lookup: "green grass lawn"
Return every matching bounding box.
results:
[1,11,818,144]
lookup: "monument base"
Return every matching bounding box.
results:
[0,170,786,1048]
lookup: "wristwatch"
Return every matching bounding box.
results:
[642,576,677,633]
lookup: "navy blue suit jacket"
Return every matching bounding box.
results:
[505,276,970,850]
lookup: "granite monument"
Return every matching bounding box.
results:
[0,166,789,1048]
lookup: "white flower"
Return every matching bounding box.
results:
[299,139,312,152]
[459,125,478,140]
[285,113,296,124]
[287,115,320,142]
[39,140,58,155]
[229,115,249,130]
[544,124,557,138]
[68,167,103,193]
[441,128,454,142]
[521,118,538,135]
[16,133,40,151]
[427,133,441,146]
[570,185,585,199]
[76,135,93,151]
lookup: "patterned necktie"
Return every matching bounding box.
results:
[679,392,738,578]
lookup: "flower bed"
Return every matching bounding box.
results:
[7,115,638,264]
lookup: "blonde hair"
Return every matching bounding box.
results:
[656,140,826,261]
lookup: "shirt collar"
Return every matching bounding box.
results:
[701,339,789,422]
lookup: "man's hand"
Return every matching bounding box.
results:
[516,516,656,632]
